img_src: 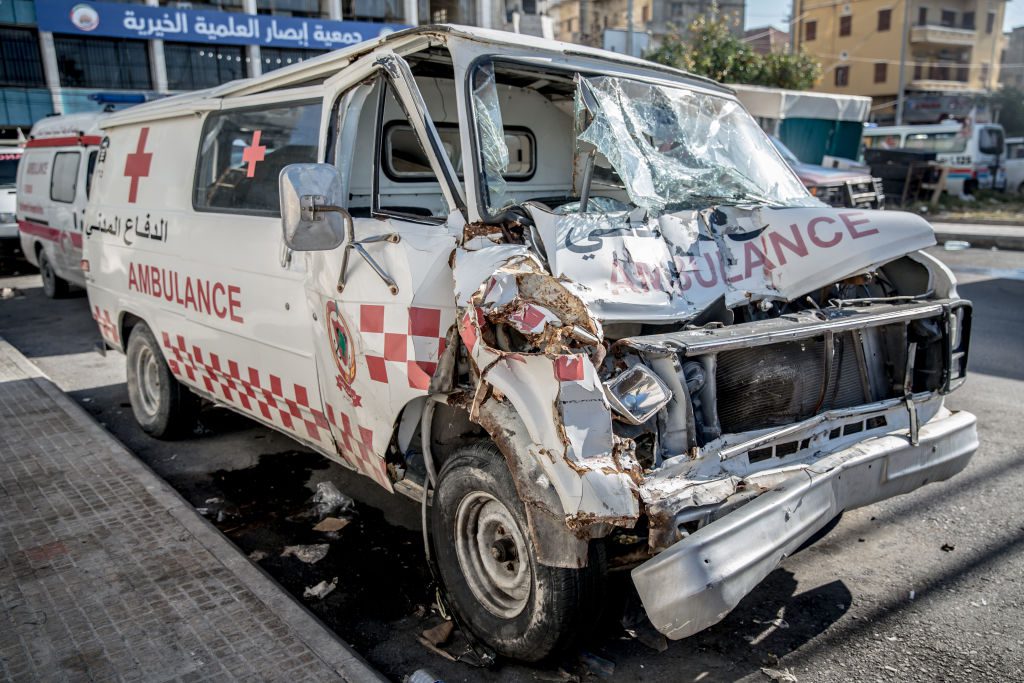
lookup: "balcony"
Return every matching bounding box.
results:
[910,25,977,46]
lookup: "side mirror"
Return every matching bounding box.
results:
[279,163,350,251]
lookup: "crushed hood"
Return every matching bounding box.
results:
[532,205,936,323]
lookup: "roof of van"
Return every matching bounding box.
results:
[29,112,107,140]
[102,24,725,129]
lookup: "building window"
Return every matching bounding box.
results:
[835,65,850,86]
[962,11,975,30]
[194,100,322,214]
[164,43,246,91]
[256,0,328,18]
[874,62,887,82]
[0,27,45,88]
[171,0,245,11]
[642,5,649,22]
[918,7,928,25]
[981,62,990,84]
[261,47,326,73]
[878,9,891,31]
[914,62,923,79]
[956,65,969,81]
[805,20,817,41]
[986,11,996,34]
[940,10,955,27]
[54,36,151,89]
[839,15,852,36]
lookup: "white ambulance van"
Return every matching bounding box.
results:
[863,119,1007,195]
[85,26,978,661]
[0,146,23,256]
[16,112,104,297]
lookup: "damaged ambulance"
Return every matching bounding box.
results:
[83,26,978,661]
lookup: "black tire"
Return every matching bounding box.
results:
[431,442,605,662]
[125,323,199,439]
[38,249,69,299]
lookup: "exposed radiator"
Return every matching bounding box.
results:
[716,333,867,434]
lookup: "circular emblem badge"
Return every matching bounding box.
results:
[69,4,100,31]
[326,301,356,387]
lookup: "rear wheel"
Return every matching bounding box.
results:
[126,323,198,439]
[431,442,605,662]
[38,250,69,299]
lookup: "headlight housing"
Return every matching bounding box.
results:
[0,212,15,224]
[604,365,673,425]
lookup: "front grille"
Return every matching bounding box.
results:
[715,333,867,434]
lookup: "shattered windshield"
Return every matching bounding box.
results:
[470,62,817,217]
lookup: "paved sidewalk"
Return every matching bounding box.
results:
[0,339,386,682]
[932,222,1024,251]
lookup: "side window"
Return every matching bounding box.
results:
[85,151,98,199]
[371,78,451,220]
[50,151,80,203]
[194,100,322,214]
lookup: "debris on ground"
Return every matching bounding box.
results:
[312,481,355,518]
[579,651,615,679]
[624,624,668,652]
[421,620,454,647]
[944,240,971,251]
[941,543,955,552]
[407,670,444,683]
[761,667,798,682]
[753,617,790,629]
[313,516,350,533]
[303,577,338,600]
[909,590,916,600]
[281,544,330,564]
[417,635,457,662]
[247,550,268,562]
[1,287,23,300]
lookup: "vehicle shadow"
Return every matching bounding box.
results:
[956,277,1024,382]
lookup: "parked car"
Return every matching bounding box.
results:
[863,120,1007,195]
[1005,136,1024,195]
[16,112,104,297]
[770,136,884,208]
[84,25,977,662]
[0,146,22,257]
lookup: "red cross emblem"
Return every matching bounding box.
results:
[124,127,152,204]
[242,130,266,178]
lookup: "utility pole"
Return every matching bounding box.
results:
[895,0,911,125]
[626,0,635,56]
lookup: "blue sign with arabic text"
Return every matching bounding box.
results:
[35,0,408,50]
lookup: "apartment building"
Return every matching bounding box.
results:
[793,0,1007,122]
[550,0,743,50]
[1000,25,1024,87]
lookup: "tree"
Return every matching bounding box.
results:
[990,86,1024,137]
[645,12,822,91]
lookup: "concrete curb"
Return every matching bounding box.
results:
[931,216,1024,226]
[933,230,1024,252]
[0,338,388,683]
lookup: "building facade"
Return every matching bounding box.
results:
[0,0,552,139]
[744,25,790,54]
[1000,25,1024,87]
[550,0,742,51]
[793,0,1007,123]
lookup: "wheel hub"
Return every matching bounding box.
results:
[454,491,531,619]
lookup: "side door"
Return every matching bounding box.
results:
[304,53,465,490]
[63,148,97,286]
[48,149,82,278]
[181,96,335,455]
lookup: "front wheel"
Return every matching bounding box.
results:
[126,323,199,439]
[38,249,69,299]
[431,442,605,662]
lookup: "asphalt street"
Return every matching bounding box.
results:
[1,246,1022,682]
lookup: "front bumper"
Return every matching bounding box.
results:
[631,407,978,640]
[0,221,18,240]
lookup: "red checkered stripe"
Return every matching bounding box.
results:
[359,304,446,390]
[92,306,119,345]
[159,332,393,490]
